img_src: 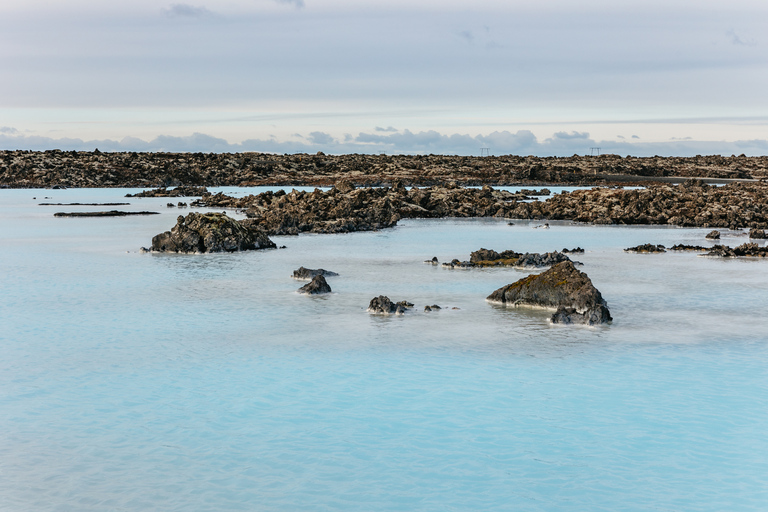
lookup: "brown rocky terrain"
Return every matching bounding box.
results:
[2,150,767,188]
[191,179,768,234]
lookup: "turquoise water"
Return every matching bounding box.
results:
[1,188,767,511]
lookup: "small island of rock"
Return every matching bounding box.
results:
[150,212,276,253]
[487,261,612,325]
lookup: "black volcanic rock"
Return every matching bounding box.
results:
[705,230,721,240]
[150,212,275,253]
[292,267,339,279]
[487,261,611,325]
[624,243,666,253]
[367,296,412,315]
[297,274,332,295]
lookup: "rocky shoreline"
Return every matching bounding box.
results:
[187,179,768,234]
[2,150,767,189]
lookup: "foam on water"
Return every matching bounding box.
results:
[1,188,767,511]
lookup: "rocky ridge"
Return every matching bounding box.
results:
[2,150,766,189]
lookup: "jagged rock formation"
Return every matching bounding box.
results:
[367,296,413,315]
[292,267,339,280]
[624,244,666,253]
[297,275,332,295]
[520,180,768,230]
[2,151,765,189]
[487,261,612,325]
[705,230,721,240]
[703,243,768,258]
[150,212,276,253]
[669,244,708,251]
[442,248,574,268]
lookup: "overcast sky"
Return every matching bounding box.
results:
[1,0,767,155]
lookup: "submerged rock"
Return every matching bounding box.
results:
[669,244,708,251]
[367,296,413,315]
[54,210,159,217]
[624,243,666,253]
[297,274,332,295]
[487,261,612,325]
[705,230,721,240]
[292,267,339,280]
[150,212,276,253]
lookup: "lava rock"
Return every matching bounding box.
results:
[292,267,339,280]
[487,261,612,325]
[150,212,276,253]
[297,274,332,295]
[367,296,412,315]
[624,243,666,253]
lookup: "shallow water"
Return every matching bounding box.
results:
[1,188,767,511]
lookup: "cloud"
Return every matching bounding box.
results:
[0,127,18,134]
[459,30,474,43]
[307,131,335,145]
[632,135,640,139]
[274,0,305,9]
[164,3,213,18]
[552,131,590,140]
[3,129,768,158]
[375,126,398,132]
[726,29,756,47]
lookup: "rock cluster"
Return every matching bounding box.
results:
[704,243,768,258]
[487,261,612,325]
[297,275,332,295]
[705,230,720,240]
[150,212,276,253]
[195,184,530,235]
[4,150,766,189]
[518,180,768,229]
[443,248,574,268]
[749,228,767,239]
[624,244,666,253]
[367,296,414,315]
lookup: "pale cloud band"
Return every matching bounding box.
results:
[2,129,766,157]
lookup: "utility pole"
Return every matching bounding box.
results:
[480,148,490,157]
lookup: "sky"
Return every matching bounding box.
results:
[1,0,767,156]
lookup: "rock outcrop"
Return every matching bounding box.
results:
[624,243,666,253]
[443,248,574,268]
[487,261,612,325]
[367,296,413,315]
[705,230,721,240]
[297,275,332,295]
[749,228,766,239]
[292,267,339,280]
[150,212,276,253]
[703,243,768,258]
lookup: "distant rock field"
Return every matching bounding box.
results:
[2,150,767,188]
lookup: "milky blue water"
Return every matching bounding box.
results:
[1,188,767,511]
